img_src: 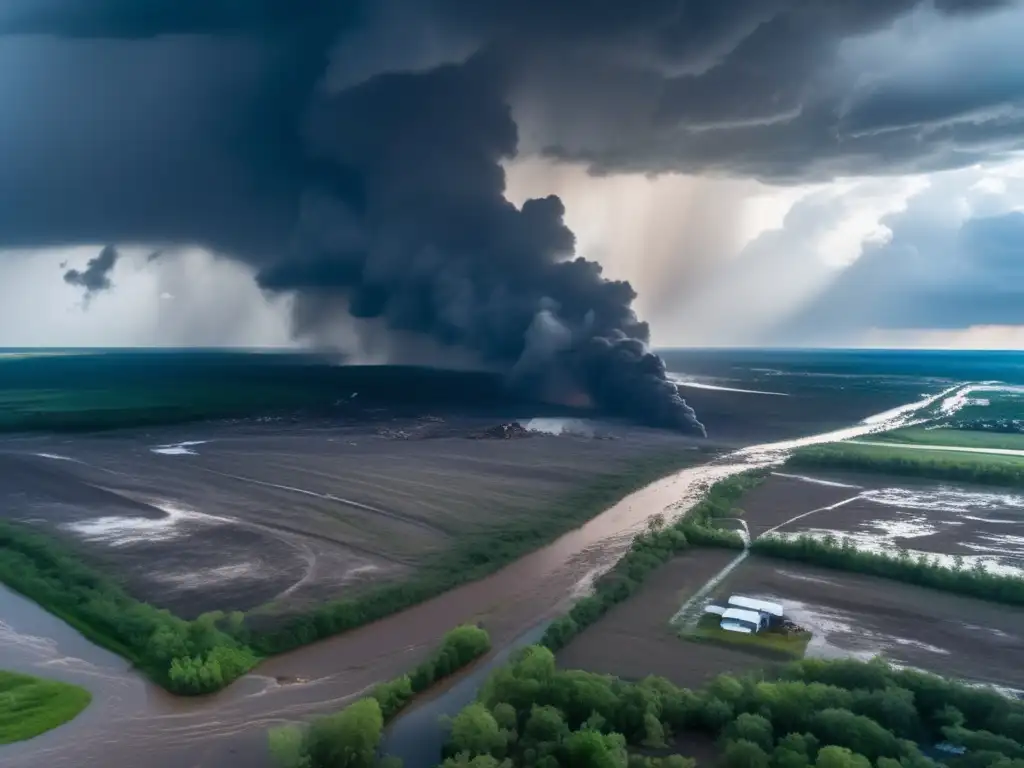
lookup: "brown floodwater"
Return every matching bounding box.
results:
[0,384,961,768]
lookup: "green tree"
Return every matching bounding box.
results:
[772,747,811,768]
[814,746,871,768]
[642,712,667,748]
[728,713,774,752]
[724,740,771,768]
[268,724,310,768]
[524,705,570,745]
[440,754,511,768]
[450,703,505,757]
[811,709,900,761]
[698,696,735,732]
[776,733,819,760]
[492,703,518,732]
[305,697,383,768]
[563,729,628,768]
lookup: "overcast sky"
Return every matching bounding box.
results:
[1,0,1022,350]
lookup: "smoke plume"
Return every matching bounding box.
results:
[1,0,1021,432]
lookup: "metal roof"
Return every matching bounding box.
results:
[720,621,754,634]
[728,595,784,617]
[721,607,763,626]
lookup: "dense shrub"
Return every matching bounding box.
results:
[0,522,256,694]
[437,648,1024,768]
[787,444,1024,488]
[750,534,1024,606]
[270,625,492,768]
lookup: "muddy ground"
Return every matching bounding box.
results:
[555,549,769,688]
[744,472,1024,573]
[712,557,1024,689]
[0,414,706,618]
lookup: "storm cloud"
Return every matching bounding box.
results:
[63,243,119,302]
[1,0,1022,429]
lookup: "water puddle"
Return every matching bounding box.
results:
[772,472,863,489]
[861,486,1024,513]
[151,563,262,589]
[770,528,1023,576]
[775,597,950,661]
[63,501,235,546]
[34,452,77,462]
[150,440,208,456]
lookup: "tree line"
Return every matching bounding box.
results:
[786,445,1024,488]
[540,472,758,653]
[268,624,491,768]
[750,533,1024,607]
[433,646,1024,768]
[0,521,257,694]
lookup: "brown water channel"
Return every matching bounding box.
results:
[0,385,960,768]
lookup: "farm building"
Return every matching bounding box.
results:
[704,595,785,634]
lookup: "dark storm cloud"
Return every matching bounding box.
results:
[63,244,119,301]
[0,0,1021,429]
[0,0,343,37]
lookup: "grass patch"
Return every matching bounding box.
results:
[682,614,810,660]
[788,441,1024,487]
[0,670,92,744]
[875,426,1024,452]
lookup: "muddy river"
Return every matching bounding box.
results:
[0,385,964,768]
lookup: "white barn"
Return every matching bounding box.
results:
[720,607,764,634]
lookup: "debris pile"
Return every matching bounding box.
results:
[780,619,808,635]
[467,422,536,440]
[377,427,412,440]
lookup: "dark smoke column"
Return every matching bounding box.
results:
[264,54,703,434]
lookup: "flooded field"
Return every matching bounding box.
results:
[0,456,750,768]
[0,416,700,617]
[0,380,994,768]
[555,549,767,688]
[746,473,1024,575]
[710,558,1024,690]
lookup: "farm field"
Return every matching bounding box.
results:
[557,465,1024,693]
[877,425,1024,451]
[554,548,769,688]
[708,557,1024,689]
[742,471,1024,574]
[0,415,705,621]
[786,440,1024,489]
[557,547,1024,694]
